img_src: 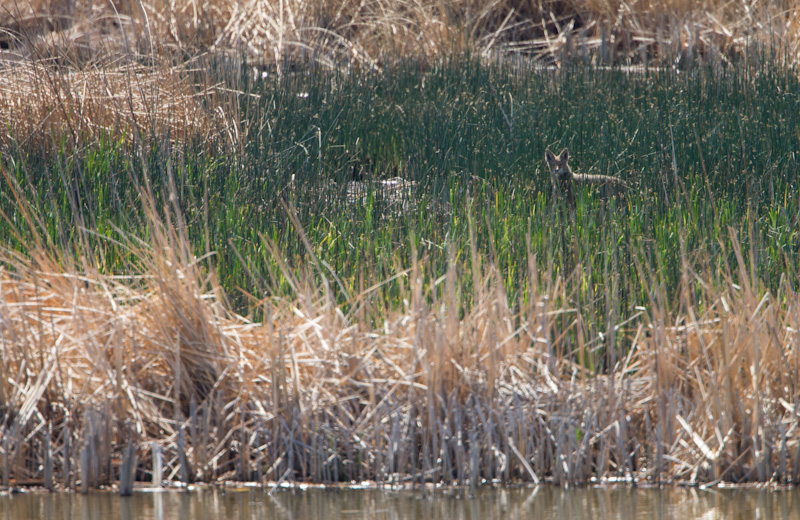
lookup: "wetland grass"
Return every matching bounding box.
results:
[1,56,800,490]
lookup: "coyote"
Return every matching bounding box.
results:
[545,147,628,205]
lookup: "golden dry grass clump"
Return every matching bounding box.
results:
[0,0,223,59]
[0,61,224,149]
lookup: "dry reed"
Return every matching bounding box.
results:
[0,179,797,490]
[0,59,228,149]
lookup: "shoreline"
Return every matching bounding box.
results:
[2,479,798,497]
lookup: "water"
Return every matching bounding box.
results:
[1,486,797,519]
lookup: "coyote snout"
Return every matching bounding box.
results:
[545,147,628,205]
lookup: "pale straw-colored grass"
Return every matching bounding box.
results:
[0,59,227,149]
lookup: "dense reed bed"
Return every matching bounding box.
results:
[3,1,799,66]
[1,55,799,490]
[3,1,800,152]
[0,172,798,490]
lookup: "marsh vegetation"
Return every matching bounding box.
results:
[1,1,800,492]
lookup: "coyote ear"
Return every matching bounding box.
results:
[545,148,556,164]
[559,148,569,162]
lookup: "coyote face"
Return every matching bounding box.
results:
[546,147,576,205]
[545,147,573,184]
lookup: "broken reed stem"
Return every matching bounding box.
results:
[152,443,163,488]
[119,437,136,496]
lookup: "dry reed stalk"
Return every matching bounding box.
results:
[43,429,53,490]
[119,436,136,496]
[151,442,162,487]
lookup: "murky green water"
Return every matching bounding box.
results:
[1,486,797,519]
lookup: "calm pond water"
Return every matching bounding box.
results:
[1,486,797,519]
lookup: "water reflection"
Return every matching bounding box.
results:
[1,486,797,520]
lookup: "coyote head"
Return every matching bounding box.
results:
[545,147,572,182]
